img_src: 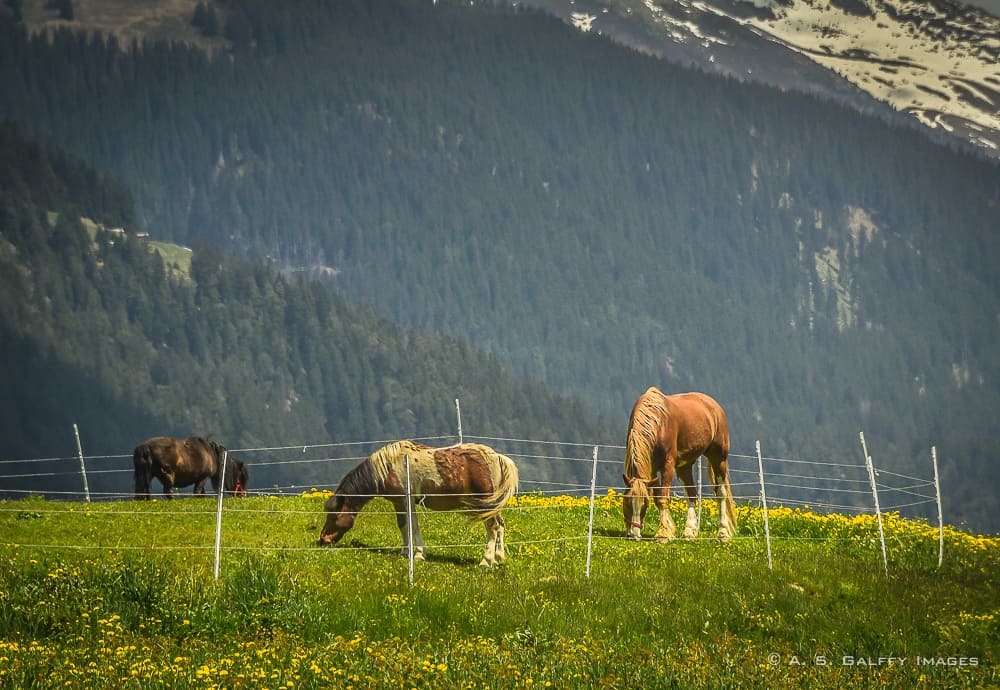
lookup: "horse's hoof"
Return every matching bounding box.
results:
[717,530,733,543]
[654,535,676,544]
[683,529,699,540]
[478,559,494,568]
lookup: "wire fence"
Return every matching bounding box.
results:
[0,409,946,578]
[0,433,942,518]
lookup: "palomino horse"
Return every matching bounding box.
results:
[317,440,519,567]
[133,436,248,500]
[622,387,736,542]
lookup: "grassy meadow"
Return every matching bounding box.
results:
[0,491,996,689]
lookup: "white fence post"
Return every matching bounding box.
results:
[585,445,599,578]
[72,424,90,503]
[405,453,415,586]
[755,440,772,571]
[931,446,943,569]
[213,450,228,580]
[859,432,888,576]
[455,399,463,445]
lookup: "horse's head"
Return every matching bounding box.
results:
[317,494,357,547]
[231,458,249,497]
[216,456,249,496]
[623,475,654,540]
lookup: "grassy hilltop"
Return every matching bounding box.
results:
[0,493,997,688]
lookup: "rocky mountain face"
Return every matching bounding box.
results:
[516,0,1000,159]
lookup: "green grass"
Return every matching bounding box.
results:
[0,493,996,688]
[147,240,193,279]
[76,213,193,279]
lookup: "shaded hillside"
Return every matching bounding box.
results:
[0,1,997,529]
[0,124,613,490]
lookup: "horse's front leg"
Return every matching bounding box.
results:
[157,471,175,500]
[653,464,677,543]
[193,479,207,495]
[677,463,699,539]
[394,498,425,561]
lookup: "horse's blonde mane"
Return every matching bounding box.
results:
[368,439,431,488]
[624,388,667,482]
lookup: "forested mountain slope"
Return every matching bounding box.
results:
[0,1,997,529]
[0,124,612,491]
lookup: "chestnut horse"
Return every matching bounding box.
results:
[622,387,736,542]
[318,440,519,567]
[133,436,248,500]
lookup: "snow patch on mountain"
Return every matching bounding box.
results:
[519,0,1000,158]
[724,0,999,153]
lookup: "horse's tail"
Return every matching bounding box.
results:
[475,452,520,522]
[206,440,229,493]
[133,444,153,499]
[708,461,737,533]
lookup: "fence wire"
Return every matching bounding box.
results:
[0,434,940,512]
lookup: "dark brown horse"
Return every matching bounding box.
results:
[318,440,519,566]
[133,436,248,500]
[622,387,736,542]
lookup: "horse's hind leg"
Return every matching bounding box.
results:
[708,450,734,542]
[495,514,506,563]
[677,463,699,539]
[480,515,505,567]
[133,474,151,500]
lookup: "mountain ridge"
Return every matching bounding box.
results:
[516,0,1000,159]
[13,0,998,157]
